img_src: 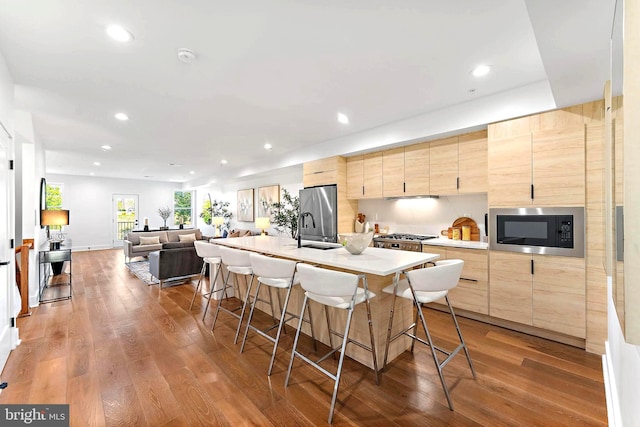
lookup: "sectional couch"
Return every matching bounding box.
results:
[124,228,207,263]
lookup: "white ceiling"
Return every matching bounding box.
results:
[0,0,616,186]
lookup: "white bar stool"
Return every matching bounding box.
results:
[285,263,379,425]
[240,253,317,375]
[190,240,222,318]
[382,259,476,410]
[211,246,256,344]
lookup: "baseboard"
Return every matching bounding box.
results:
[603,340,621,427]
[72,244,113,251]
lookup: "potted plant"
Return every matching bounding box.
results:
[270,188,299,238]
[157,206,172,230]
[200,194,233,234]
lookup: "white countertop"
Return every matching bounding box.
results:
[211,236,439,276]
[421,237,489,250]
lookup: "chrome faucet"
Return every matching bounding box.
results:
[300,211,316,228]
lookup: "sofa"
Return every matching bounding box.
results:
[124,228,208,263]
[149,247,203,288]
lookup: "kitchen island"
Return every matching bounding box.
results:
[211,235,439,369]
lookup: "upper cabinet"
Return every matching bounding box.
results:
[488,108,586,207]
[429,136,459,194]
[303,156,340,187]
[430,130,488,195]
[346,153,383,199]
[382,142,430,198]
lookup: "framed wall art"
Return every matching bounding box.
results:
[237,188,254,222]
[257,184,280,219]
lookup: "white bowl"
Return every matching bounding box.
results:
[339,231,374,255]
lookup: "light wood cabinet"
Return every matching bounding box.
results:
[458,131,488,193]
[346,153,382,199]
[488,113,585,207]
[382,142,430,197]
[303,157,339,187]
[489,251,585,338]
[430,131,488,196]
[422,246,489,315]
[429,136,459,195]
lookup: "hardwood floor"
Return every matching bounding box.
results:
[1,249,607,426]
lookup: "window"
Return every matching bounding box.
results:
[46,183,64,230]
[174,191,193,226]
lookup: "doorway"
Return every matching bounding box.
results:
[113,194,138,247]
[0,124,13,372]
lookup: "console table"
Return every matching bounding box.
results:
[38,240,72,303]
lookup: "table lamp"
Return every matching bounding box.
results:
[212,216,224,237]
[255,217,270,236]
[41,209,69,249]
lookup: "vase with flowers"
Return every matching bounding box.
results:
[157,206,172,230]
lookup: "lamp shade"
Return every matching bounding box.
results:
[212,216,224,226]
[255,217,270,235]
[41,209,69,226]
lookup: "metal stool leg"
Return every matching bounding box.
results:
[211,268,233,328]
[285,294,309,387]
[364,296,379,385]
[267,285,294,375]
[382,291,398,371]
[201,263,222,319]
[446,295,476,378]
[233,275,254,344]
[240,281,262,353]
[327,305,355,425]
[189,261,207,309]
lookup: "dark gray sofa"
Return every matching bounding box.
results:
[148,247,203,288]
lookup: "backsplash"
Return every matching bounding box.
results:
[357,194,488,236]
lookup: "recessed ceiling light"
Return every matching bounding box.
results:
[337,113,349,124]
[264,143,272,150]
[93,161,101,166]
[220,159,228,166]
[114,112,129,121]
[89,172,95,176]
[101,145,112,151]
[190,170,195,175]
[471,64,491,77]
[177,48,197,64]
[106,25,134,43]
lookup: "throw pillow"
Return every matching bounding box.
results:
[228,230,240,238]
[139,236,160,245]
[178,233,197,242]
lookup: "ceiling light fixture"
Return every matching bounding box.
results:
[106,25,134,43]
[93,161,101,166]
[177,48,197,64]
[220,160,228,166]
[471,64,491,77]
[190,170,195,175]
[337,113,349,124]
[114,112,129,121]
[101,145,112,151]
[264,143,272,150]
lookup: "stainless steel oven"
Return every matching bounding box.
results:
[489,207,584,258]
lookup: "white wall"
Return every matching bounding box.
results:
[606,280,640,426]
[46,174,182,251]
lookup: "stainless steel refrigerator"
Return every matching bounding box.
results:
[299,184,338,243]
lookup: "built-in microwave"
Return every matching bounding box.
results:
[489,207,584,258]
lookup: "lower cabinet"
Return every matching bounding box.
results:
[422,246,489,315]
[489,251,586,338]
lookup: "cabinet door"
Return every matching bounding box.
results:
[489,251,532,325]
[382,147,405,197]
[404,141,430,196]
[362,152,383,198]
[458,130,488,194]
[488,133,532,207]
[429,136,459,195]
[346,156,364,199]
[532,126,585,206]
[532,255,585,338]
[447,248,489,315]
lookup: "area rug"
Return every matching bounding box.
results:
[126,261,159,285]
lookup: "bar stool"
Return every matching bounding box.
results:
[240,253,317,375]
[382,259,476,410]
[285,263,379,424]
[211,246,256,344]
[190,240,222,317]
